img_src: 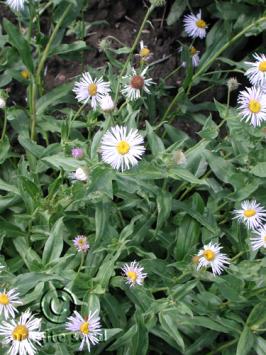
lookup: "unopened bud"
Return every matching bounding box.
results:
[227,77,239,92]
[0,97,6,109]
[99,95,115,113]
[173,150,187,166]
[71,148,84,159]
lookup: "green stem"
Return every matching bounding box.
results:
[164,64,183,81]
[30,81,37,140]
[1,108,7,141]
[114,5,154,103]
[35,4,71,89]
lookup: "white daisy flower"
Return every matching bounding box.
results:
[73,235,90,252]
[138,41,153,62]
[121,260,147,287]
[250,224,266,251]
[99,95,115,113]
[6,0,26,11]
[197,242,230,276]
[100,125,145,171]
[183,10,208,39]
[237,86,266,127]
[0,289,22,320]
[180,46,200,67]
[73,72,110,110]
[0,310,44,355]
[121,67,154,101]
[70,167,89,182]
[66,310,101,352]
[245,53,266,87]
[233,200,266,230]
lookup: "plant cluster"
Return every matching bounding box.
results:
[0,0,266,354]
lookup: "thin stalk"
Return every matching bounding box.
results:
[164,64,183,81]
[0,108,7,141]
[35,4,71,88]
[114,5,154,103]
[30,81,37,140]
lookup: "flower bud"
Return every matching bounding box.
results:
[71,148,84,159]
[227,77,239,92]
[99,95,115,113]
[172,150,187,166]
[74,167,88,182]
[0,97,6,109]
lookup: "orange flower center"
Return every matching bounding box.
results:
[249,99,261,113]
[196,19,206,28]
[117,140,130,155]
[131,75,144,90]
[127,271,137,282]
[259,61,266,72]
[243,209,256,218]
[0,293,9,305]
[88,83,97,96]
[12,325,29,341]
[202,249,215,261]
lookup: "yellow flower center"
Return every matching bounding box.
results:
[249,99,261,113]
[264,235,266,242]
[20,70,30,80]
[243,209,256,218]
[12,325,29,341]
[116,140,130,155]
[202,249,215,261]
[127,271,137,282]
[0,293,9,305]
[190,46,197,55]
[259,61,266,72]
[88,83,97,96]
[80,321,89,335]
[140,47,150,58]
[196,19,206,28]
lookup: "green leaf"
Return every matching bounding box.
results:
[146,121,165,155]
[251,162,266,177]
[236,325,254,355]
[41,153,82,171]
[3,19,34,73]
[48,40,87,56]
[159,311,185,350]
[166,0,186,25]
[42,217,66,265]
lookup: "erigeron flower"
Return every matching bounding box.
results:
[6,0,26,11]
[138,41,153,62]
[245,53,266,87]
[0,310,44,355]
[100,125,145,171]
[121,261,147,287]
[66,310,101,352]
[121,67,154,101]
[71,148,84,159]
[0,97,6,109]
[183,10,207,39]
[233,200,266,230]
[237,86,266,127]
[73,235,90,252]
[99,95,115,112]
[0,289,22,320]
[180,46,200,67]
[197,242,230,276]
[73,72,110,110]
[250,224,266,251]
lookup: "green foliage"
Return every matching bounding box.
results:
[0,0,266,354]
